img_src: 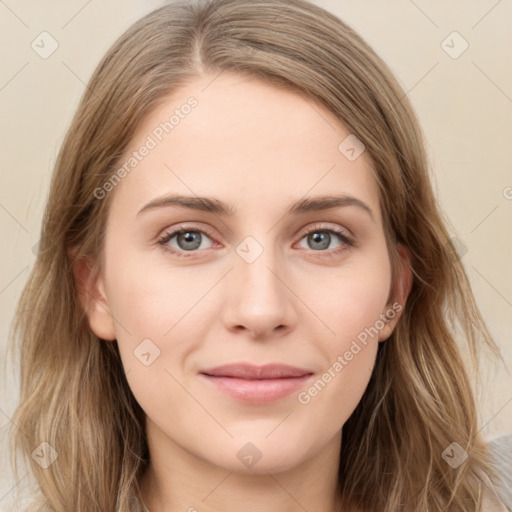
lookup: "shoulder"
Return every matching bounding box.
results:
[485,432,512,511]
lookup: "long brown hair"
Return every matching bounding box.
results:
[7,0,505,510]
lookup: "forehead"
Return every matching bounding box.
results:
[110,72,382,223]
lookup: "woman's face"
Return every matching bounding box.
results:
[86,72,408,474]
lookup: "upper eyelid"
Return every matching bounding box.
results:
[159,223,217,241]
[159,222,351,245]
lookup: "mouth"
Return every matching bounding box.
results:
[199,363,314,404]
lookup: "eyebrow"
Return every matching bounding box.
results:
[137,193,375,222]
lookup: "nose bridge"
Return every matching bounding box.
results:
[224,233,295,336]
[236,233,286,303]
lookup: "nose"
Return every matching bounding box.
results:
[221,245,297,340]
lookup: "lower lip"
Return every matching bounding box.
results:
[199,374,313,404]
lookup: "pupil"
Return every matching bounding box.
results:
[310,231,329,250]
[179,231,201,250]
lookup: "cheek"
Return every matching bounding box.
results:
[105,243,214,337]
[296,272,388,427]
[301,252,391,401]
[100,238,195,393]
[104,269,200,421]
[309,256,392,345]
[104,266,203,371]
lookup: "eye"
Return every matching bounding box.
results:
[296,224,354,256]
[157,225,217,258]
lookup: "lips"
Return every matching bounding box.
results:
[199,363,314,404]
[200,363,313,379]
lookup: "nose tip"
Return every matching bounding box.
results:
[233,321,288,340]
[222,250,296,339]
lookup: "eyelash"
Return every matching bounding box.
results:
[157,223,355,259]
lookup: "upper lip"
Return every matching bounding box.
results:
[200,363,313,379]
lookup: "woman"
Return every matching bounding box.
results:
[8,0,511,510]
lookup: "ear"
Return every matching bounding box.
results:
[70,250,117,341]
[378,243,413,342]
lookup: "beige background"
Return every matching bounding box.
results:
[1,0,511,509]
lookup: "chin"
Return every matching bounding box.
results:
[201,433,316,475]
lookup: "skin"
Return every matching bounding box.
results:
[79,72,412,512]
